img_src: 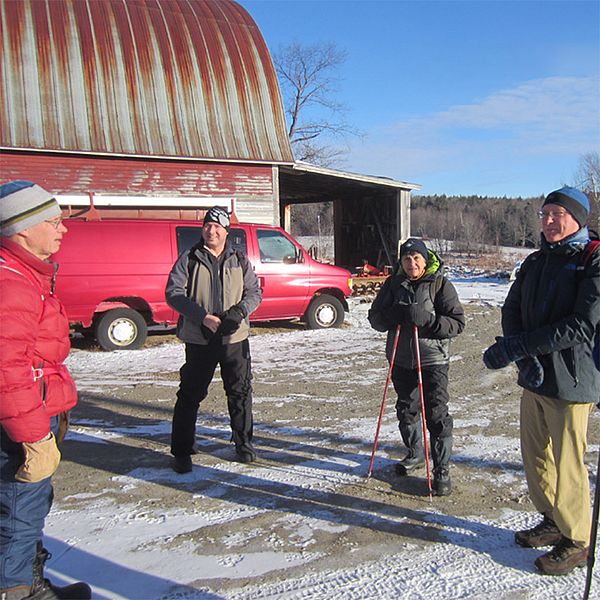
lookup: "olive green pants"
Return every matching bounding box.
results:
[520,389,593,547]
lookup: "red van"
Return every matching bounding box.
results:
[52,218,353,350]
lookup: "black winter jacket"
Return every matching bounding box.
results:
[502,228,600,403]
[368,251,465,369]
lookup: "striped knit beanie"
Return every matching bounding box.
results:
[0,180,61,236]
[543,186,590,227]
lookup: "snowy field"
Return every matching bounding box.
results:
[41,273,600,600]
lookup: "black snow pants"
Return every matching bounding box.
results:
[171,339,253,457]
[391,364,453,469]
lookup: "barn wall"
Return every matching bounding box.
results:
[0,151,279,224]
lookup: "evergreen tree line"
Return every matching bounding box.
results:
[412,194,547,251]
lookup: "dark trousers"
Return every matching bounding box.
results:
[392,364,453,468]
[171,340,253,457]
[0,417,58,589]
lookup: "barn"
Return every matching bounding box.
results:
[0,0,419,270]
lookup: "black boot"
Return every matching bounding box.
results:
[395,449,426,475]
[30,544,91,600]
[432,466,451,496]
[232,432,256,463]
[235,441,256,463]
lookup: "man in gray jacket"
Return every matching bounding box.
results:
[166,206,262,473]
[484,187,600,576]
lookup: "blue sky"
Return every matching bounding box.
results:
[239,0,599,197]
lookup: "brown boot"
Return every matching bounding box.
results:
[0,585,31,599]
[534,536,588,576]
[515,514,562,548]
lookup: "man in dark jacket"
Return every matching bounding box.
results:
[483,186,600,576]
[368,238,465,495]
[166,206,262,473]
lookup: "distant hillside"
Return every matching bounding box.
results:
[412,194,543,249]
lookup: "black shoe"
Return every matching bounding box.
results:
[30,544,91,599]
[515,514,562,548]
[171,455,192,473]
[235,443,257,463]
[432,466,451,496]
[27,579,92,599]
[395,452,426,476]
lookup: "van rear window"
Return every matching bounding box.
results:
[176,226,247,255]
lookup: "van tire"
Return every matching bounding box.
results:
[305,294,345,329]
[95,308,148,351]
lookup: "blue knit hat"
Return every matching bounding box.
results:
[0,180,61,236]
[543,186,590,227]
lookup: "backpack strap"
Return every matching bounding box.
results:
[430,275,444,304]
[576,240,600,277]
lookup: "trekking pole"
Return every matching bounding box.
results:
[413,324,433,499]
[367,324,401,478]
[584,445,600,600]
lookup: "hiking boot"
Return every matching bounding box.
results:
[0,585,31,599]
[534,537,588,576]
[235,442,257,463]
[171,455,192,473]
[30,544,91,599]
[394,452,426,476]
[515,515,562,548]
[432,466,451,496]
[27,580,92,599]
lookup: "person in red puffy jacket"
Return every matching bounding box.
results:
[0,180,90,599]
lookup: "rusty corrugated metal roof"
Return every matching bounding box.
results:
[0,0,294,163]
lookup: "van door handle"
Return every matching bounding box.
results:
[258,276,265,289]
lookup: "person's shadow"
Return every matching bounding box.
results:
[43,537,222,599]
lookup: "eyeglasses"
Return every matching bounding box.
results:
[45,217,64,229]
[538,210,569,220]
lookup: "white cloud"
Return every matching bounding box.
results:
[347,76,599,192]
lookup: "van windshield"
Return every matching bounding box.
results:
[176,226,247,255]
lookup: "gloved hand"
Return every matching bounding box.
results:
[15,433,61,483]
[218,304,246,336]
[407,304,435,328]
[384,304,409,325]
[483,334,529,369]
[516,357,544,388]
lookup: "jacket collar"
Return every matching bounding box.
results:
[0,237,56,278]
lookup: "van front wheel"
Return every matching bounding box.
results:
[95,308,148,351]
[305,295,345,329]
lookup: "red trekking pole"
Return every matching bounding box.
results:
[367,324,401,478]
[413,324,433,498]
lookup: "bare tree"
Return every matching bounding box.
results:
[573,151,600,233]
[274,41,359,164]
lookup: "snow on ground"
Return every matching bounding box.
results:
[43,275,600,599]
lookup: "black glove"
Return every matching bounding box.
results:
[218,305,246,336]
[201,324,215,340]
[483,334,528,369]
[407,304,435,328]
[384,304,409,325]
[516,357,544,388]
